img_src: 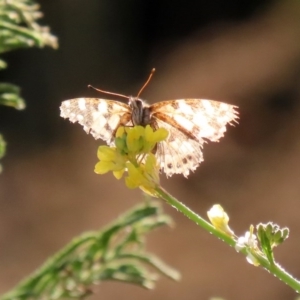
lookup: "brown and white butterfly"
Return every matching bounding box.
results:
[60,69,238,177]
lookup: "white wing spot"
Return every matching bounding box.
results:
[92,112,107,132]
[77,114,84,121]
[98,101,108,112]
[108,113,120,129]
[174,114,194,131]
[64,100,71,107]
[78,98,86,110]
[178,102,194,114]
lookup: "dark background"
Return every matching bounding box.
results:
[1,0,300,299]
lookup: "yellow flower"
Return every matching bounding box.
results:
[125,154,159,196]
[143,125,168,153]
[207,204,235,237]
[125,126,145,154]
[116,125,168,156]
[94,146,127,179]
[94,125,168,192]
[115,129,128,155]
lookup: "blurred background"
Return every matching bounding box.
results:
[1,0,300,299]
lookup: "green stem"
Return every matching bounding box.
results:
[251,251,300,293]
[155,186,235,247]
[155,185,300,293]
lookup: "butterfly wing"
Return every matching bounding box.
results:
[60,98,132,145]
[150,99,238,177]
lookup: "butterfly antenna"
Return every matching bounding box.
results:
[88,85,129,99]
[136,68,156,98]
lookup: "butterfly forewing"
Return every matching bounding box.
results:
[60,98,132,145]
[150,99,238,142]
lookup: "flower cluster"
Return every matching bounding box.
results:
[94,125,168,195]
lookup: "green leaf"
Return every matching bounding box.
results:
[257,225,274,264]
[0,59,7,69]
[0,134,6,159]
[257,222,289,264]
[0,83,25,109]
[0,134,6,173]
[0,1,58,57]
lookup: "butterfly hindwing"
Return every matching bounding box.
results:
[152,118,204,177]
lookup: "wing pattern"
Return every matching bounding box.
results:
[60,98,132,145]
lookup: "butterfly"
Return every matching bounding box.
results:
[60,69,238,177]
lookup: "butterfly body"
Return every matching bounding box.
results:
[129,97,151,127]
[60,97,238,177]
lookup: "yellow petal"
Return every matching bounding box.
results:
[94,161,114,174]
[97,146,116,161]
[113,169,125,180]
[153,127,168,142]
[207,204,234,237]
[125,176,138,189]
[116,126,125,138]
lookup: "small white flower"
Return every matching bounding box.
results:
[235,231,258,251]
[235,227,260,266]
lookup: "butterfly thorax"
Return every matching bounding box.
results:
[128,97,151,127]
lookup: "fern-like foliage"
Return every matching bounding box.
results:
[0,0,58,171]
[1,201,179,300]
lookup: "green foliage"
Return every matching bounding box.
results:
[0,0,58,59]
[0,83,25,109]
[0,0,58,172]
[1,201,180,300]
[0,134,6,173]
[257,222,289,264]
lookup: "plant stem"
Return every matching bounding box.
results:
[252,251,300,293]
[155,186,235,246]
